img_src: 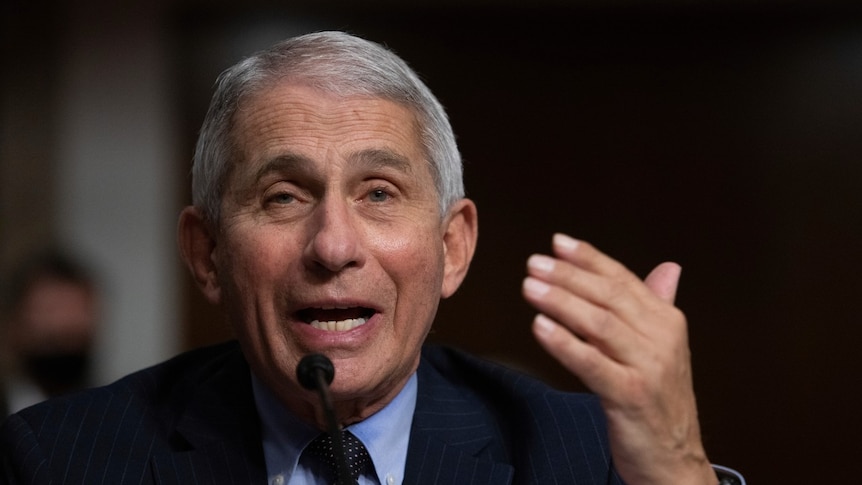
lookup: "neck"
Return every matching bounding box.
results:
[300,373,411,430]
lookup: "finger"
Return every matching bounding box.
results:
[550,235,661,305]
[551,234,629,278]
[531,313,626,399]
[544,235,682,332]
[526,252,656,337]
[643,262,682,304]
[527,253,639,313]
[522,276,642,362]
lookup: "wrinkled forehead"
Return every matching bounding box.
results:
[226,81,433,180]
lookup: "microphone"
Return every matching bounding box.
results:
[297,353,335,391]
[296,354,355,485]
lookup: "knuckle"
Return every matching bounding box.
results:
[591,308,616,341]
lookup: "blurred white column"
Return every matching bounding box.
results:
[55,2,179,383]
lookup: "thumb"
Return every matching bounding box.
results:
[644,262,682,303]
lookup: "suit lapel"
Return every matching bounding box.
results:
[147,343,517,484]
[151,346,268,485]
[403,352,513,485]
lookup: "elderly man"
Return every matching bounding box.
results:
[0,31,742,484]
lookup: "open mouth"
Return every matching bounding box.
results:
[296,306,376,331]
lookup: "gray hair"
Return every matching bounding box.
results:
[192,31,464,225]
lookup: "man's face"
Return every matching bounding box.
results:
[210,83,460,419]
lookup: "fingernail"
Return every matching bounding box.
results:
[527,254,555,273]
[553,233,580,252]
[523,277,550,297]
[533,314,556,337]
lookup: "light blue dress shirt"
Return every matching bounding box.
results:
[252,372,417,485]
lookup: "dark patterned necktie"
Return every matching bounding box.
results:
[305,430,371,484]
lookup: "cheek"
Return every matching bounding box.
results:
[370,217,444,259]
[217,229,292,302]
[379,232,446,300]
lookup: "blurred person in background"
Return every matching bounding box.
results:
[0,250,99,416]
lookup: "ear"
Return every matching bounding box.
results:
[177,206,222,305]
[440,198,479,298]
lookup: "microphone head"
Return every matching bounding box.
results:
[296,353,335,391]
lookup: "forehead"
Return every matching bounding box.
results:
[231,82,426,168]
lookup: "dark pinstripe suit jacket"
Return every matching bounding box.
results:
[1,341,622,484]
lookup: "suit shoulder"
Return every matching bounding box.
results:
[420,344,601,407]
[417,345,617,482]
[5,340,244,438]
[112,340,245,399]
[419,344,609,437]
[1,341,249,484]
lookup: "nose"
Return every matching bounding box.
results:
[303,196,365,274]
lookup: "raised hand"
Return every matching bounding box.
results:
[522,234,717,485]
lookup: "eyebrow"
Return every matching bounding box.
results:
[347,148,415,176]
[251,148,416,185]
[252,153,313,183]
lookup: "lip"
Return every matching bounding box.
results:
[289,298,384,346]
[296,306,377,327]
[293,297,382,319]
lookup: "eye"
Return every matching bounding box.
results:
[368,188,391,203]
[268,192,296,205]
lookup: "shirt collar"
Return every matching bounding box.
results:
[252,371,417,485]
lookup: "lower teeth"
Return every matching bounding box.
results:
[309,317,367,331]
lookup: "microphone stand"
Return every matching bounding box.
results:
[297,354,355,485]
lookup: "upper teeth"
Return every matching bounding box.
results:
[309,317,367,331]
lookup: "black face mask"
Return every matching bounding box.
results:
[23,352,91,397]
